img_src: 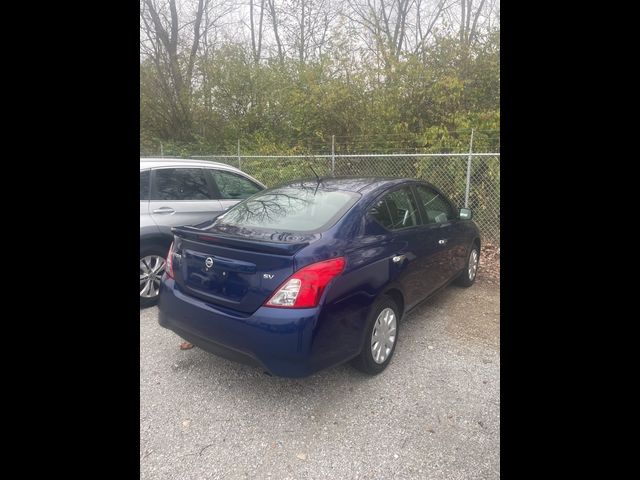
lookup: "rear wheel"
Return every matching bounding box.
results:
[352,296,400,375]
[140,244,169,308]
[456,245,479,287]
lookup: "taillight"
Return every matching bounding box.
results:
[264,257,346,308]
[165,242,175,279]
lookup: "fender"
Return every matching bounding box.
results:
[350,280,406,354]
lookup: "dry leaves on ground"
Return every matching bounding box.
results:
[479,243,500,284]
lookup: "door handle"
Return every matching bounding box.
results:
[153,207,175,214]
[392,254,406,263]
[438,239,448,245]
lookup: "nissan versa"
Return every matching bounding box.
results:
[158,177,481,377]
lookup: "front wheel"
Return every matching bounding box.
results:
[456,245,479,287]
[140,244,169,308]
[352,296,400,375]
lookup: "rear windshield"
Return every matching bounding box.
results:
[213,184,360,233]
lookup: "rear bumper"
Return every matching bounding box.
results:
[158,277,325,377]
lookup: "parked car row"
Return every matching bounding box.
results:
[141,158,481,377]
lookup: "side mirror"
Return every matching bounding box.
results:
[459,208,473,220]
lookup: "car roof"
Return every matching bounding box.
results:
[279,176,421,195]
[140,157,241,171]
[140,157,265,187]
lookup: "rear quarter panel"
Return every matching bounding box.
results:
[292,198,403,367]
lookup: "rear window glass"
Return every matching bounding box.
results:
[214,184,360,232]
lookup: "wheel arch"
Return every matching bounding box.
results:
[379,285,405,320]
[140,233,173,253]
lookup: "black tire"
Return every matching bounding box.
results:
[140,243,170,308]
[455,244,480,287]
[352,295,400,375]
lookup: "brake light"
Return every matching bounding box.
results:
[165,242,175,279]
[264,257,346,308]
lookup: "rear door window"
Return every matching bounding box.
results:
[369,198,394,230]
[151,168,213,201]
[140,170,150,201]
[369,187,421,230]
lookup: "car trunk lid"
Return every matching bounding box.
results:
[171,226,310,314]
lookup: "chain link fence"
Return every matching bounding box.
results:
[180,153,500,244]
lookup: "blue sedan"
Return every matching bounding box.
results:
[158,177,481,377]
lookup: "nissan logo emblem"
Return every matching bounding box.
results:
[205,257,214,269]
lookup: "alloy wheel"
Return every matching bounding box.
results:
[140,255,166,298]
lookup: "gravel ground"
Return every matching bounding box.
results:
[140,279,500,480]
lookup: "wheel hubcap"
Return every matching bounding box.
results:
[371,308,397,364]
[140,255,166,298]
[468,249,478,280]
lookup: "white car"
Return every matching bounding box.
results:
[140,158,265,307]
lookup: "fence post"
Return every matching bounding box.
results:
[464,129,474,208]
[237,138,241,170]
[160,142,164,158]
[331,135,335,176]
